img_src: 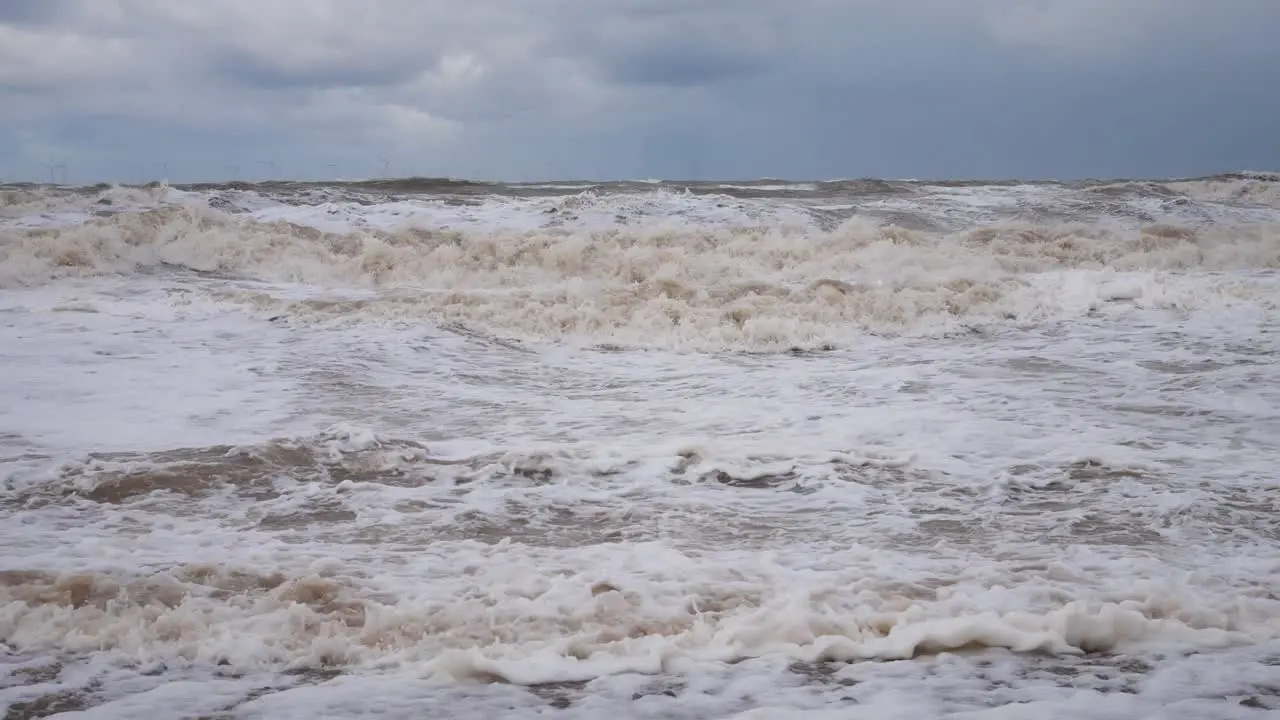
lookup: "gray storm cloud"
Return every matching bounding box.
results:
[1,0,1277,182]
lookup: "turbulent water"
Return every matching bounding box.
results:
[2,173,1279,718]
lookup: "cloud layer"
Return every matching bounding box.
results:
[2,0,1278,182]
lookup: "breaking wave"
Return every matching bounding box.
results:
[3,199,1280,350]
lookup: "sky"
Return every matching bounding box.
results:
[1,0,1279,183]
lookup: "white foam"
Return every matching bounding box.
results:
[3,177,1280,717]
[0,281,314,455]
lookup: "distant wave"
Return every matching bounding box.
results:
[4,170,1278,195]
[3,186,1278,351]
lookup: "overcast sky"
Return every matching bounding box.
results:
[2,0,1279,183]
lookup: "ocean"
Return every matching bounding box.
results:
[1,174,1278,718]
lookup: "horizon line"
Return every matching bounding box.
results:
[1,169,1276,189]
